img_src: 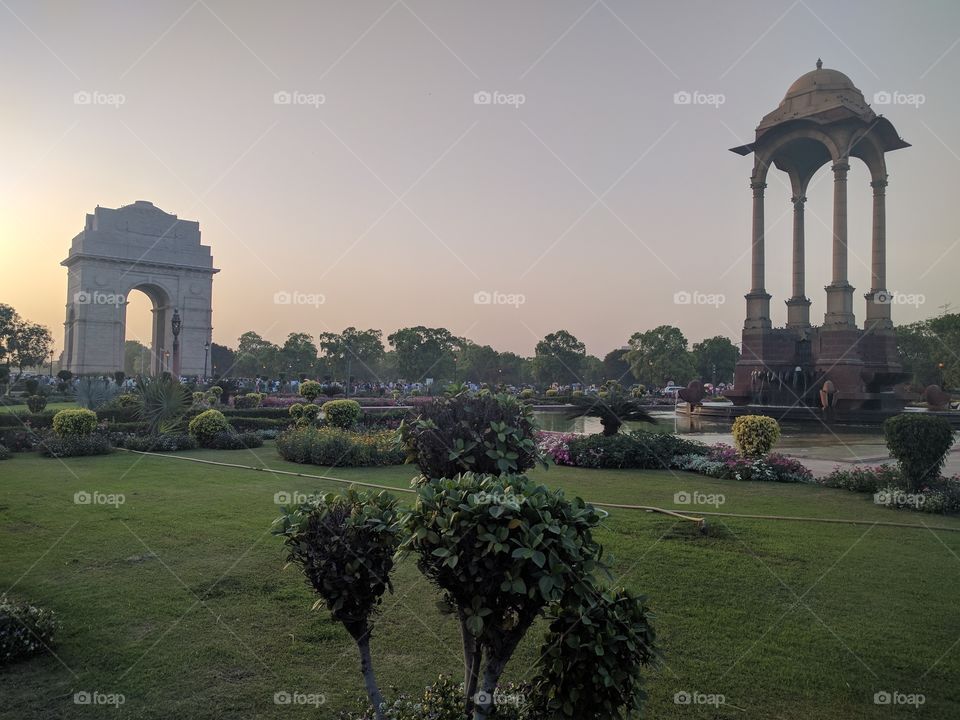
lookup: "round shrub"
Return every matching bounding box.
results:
[520,388,534,400]
[883,413,955,492]
[571,389,584,398]
[545,388,558,397]
[188,409,231,447]
[26,395,47,414]
[1,595,60,665]
[52,408,98,438]
[321,399,362,429]
[208,386,223,397]
[300,380,322,402]
[731,415,781,457]
[233,392,264,410]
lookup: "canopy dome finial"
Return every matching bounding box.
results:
[816,57,823,70]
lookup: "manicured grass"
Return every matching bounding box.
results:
[0,401,76,415]
[1,445,959,718]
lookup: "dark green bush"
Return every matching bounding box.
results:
[322,399,363,429]
[0,430,41,452]
[0,444,9,461]
[1,595,60,665]
[206,431,263,450]
[122,433,198,452]
[534,587,656,719]
[52,408,98,437]
[883,414,955,492]
[25,395,47,413]
[39,432,112,458]
[188,409,231,447]
[568,430,705,469]
[0,412,55,430]
[399,392,543,479]
[226,416,287,432]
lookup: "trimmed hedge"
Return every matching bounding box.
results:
[276,427,403,467]
[39,432,112,458]
[52,409,98,437]
[568,430,706,470]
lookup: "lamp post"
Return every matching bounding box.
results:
[49,350,54,377]
[938,362,946,388]
[203,341,210,382]
[171,309,182,378]
[163,350,170,374]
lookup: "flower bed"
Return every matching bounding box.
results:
[276,426,403,467]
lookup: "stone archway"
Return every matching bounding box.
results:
[61,201,218,377]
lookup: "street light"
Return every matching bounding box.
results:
[203,340,210,382]
[171,309,182,378]
[49,350,54,377]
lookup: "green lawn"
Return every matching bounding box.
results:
[0,401,75,415]
[1,445,959,718]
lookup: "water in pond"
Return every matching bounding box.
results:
[532,408,892,463]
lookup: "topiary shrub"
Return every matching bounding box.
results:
[233,392,264,410]
[883,413,955,492]
[0,444,9,461]
[544,388,558,397]
[188,409,231,447]
[24,379,39,396]
[519,389,534,400]
[399,392,543,479]
[322,399,362,429]
[731,415,781,457]
[52,408,98,437]
[402,472,610,718]
[1,595,60,665]
[300,380,322,402]
[274,489,402,715]
[26,395,47,414]
[534,587,656,719]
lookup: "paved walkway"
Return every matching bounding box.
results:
[782,446,960,478]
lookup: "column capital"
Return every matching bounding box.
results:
[791,195,807,208]
[871,178,888,192]
[750,179,767,192]
[832,160,850,177]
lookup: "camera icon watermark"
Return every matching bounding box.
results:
[273,290,325,307]
[273,90,326,107]
[874,489,926,508]
[673,690,725,706]
[674,490,725,508]
[74,90,126,108]
[473,690,525,708]
[74,290,126,307]
[74,490,125,508]
[673,90,725,108]
[873,90,925,108]
[872,290,924,308]
[74,691,125,707]
[473,90,526,108]
[473,290,526,308]
[873,690,925,707]
[673,290,725,307]
[274,490,317,506]
[273,690,326,706]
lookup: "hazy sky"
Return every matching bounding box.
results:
[2,0,959,357]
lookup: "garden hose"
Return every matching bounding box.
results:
[117,449,960,534]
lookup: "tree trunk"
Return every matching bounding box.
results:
[459,610,482,711]
[349,624,385,720]
[472,615,537,720]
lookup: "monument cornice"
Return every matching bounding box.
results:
[61,252,220,275]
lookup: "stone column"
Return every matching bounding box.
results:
[745,179,771,329]
[824,161,855,326]
[864,178,892,328]
[786,194,811,328]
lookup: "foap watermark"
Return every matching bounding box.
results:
[873,90,925,108]
[273,490,319,506]
[74,490,125,508]
[673,690,725,707]
[874,489,926,508]
[673,290,725,307]
[474,690,526,708]
[273,690,326,707]
[74,290,125,307]
[674,490,725,508]
[273,90,326,107]
[673,90,725,108]
[273,290,325,307]
[74,691,125,707]
[473,290,526,308]
[873,290,925,308]
[474,490,525,508]
[74,90,126,108]
[874,690,925,707]
[473,90,526,108]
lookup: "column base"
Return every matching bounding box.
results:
[824,282,856,327]
[864,290,894,330]
[785,296,811,329]
[744,291,772,330]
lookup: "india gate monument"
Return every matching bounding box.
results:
[724,60,910,417]
[61,201,216,377]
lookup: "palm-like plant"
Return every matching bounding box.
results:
[565,382,656,436]
[135,376,192,435]
[72,377,119,410]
